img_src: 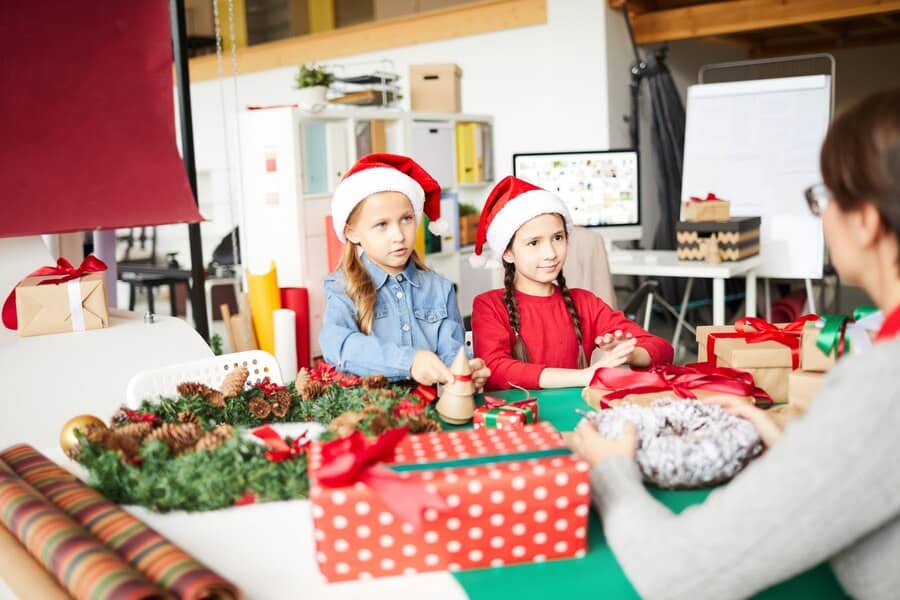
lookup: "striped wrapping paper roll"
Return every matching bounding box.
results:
[0,460,164,600]
[1,445,239,600]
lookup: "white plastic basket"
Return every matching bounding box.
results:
[125,350,283,408]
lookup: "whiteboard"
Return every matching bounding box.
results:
[681,75,830,279]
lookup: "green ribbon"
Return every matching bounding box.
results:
[815,306,880,357]
[391,447,572,473]
[483,405,535,428]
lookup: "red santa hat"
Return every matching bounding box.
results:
[330,153,448,243]
[470,176,572,267]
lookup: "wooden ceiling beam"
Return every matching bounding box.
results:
[630,0,900,44]
[607,0,657,14]
[749,29,900,57]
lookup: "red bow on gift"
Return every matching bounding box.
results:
[688,193,721,203]
[707,315,820,370]
[315,427,448,530]
[2,255,108,330]
[483,395,533,410]
[252,425,311,462]
[590,363,772,408]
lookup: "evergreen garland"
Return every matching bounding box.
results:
[73,368,440,512]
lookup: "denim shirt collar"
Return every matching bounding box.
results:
[361,253,421,289]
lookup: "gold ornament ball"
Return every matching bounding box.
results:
[60,415,106,454]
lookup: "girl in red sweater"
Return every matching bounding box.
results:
[471,176,673,390]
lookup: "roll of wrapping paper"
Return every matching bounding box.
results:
[0,523,69,600]
[274,308,298,381]
[247,261,281,354]
[0,445,239,600]
[280,287,311,369]
[0,459,164,600]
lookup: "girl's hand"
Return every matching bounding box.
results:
[590,336,637,369]
[702,395,784,448]
[570,419,638,466]
[468,358,491,391]
[595,330,634,353]
[410,350,453,386]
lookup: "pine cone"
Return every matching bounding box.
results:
[406,413,442,434]
[112,422,152,440]
[361,405,390,436]
[148,423,202,455]
[220,365,250,398]
[83,423,111,445]
[194,432,227,453]
[328,411,364,438]
[300,381,325,401]
[294,367,310,391]
[362,374,389,390]
[211,423,234,439]
[270,389,292,418]
[248,396,272,419]
[207,391,226,408]
[176,381,216,399]
[109,431,142,457]
[378,388,400,400]
[178,411,200,425]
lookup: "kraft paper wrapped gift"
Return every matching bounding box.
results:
[15,272,108,337]
[800,322,836,372]
[695,320,814,404]
[788,369,824,411]
[683,193,730,222]
[582,364,771,410]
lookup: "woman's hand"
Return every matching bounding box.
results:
[702,395,784,448]
[570,419,638,466]
[468,357,491,391]
[410,350,453,386]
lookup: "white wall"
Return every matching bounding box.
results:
[159,0,622,264]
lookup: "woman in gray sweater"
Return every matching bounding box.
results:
[570,88,900,600]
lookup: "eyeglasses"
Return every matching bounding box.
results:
[805,183,831,216]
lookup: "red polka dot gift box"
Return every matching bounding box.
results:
[307,421,591,582]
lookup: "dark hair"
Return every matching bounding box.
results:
[502,219,588,368]
[820,88,900,270]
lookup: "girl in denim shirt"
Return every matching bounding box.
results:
[319,154,490,387]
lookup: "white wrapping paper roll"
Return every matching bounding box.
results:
[273,308,298,382]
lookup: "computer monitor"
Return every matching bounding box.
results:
[512,149,642,242]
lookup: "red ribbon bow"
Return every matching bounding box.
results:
[315,427,448,530]
[411,384,437,403]
[590,363,772,408]
[707,315,819,370]
[688,193,721,203]
[2,255,108,330]
[483,395,534,410]
[252,425,311,462]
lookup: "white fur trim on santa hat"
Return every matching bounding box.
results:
[485,189,572,261]
[331,167,425,242]
[428,218,450,237]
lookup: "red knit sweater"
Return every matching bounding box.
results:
[472,287,673,390]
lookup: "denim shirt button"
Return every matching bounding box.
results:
[402,323,410,332]
[397,291,404,300]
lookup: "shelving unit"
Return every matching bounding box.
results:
[239,105,496,357]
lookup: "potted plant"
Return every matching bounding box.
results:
[294,63,334,107]
[458,202,480,246]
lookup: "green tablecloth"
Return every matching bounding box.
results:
[448,387,847,600]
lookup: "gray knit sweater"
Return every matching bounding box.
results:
[590,337,900,600]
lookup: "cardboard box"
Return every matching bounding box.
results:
[800,321,836,372]
[788,369,824,411]
[684,198,730,222]
[583,386,755,411]
[459,214,479,246]
[410,64,461,113]
[676,216,761,262]
[15,272,108,337]
[473,398,538,429]
[309,422,589,582]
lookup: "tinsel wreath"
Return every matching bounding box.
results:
[72,362,441,512]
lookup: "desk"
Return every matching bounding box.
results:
[0,309,212,449]
[17,388,845,600]
[608,250,761,347]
